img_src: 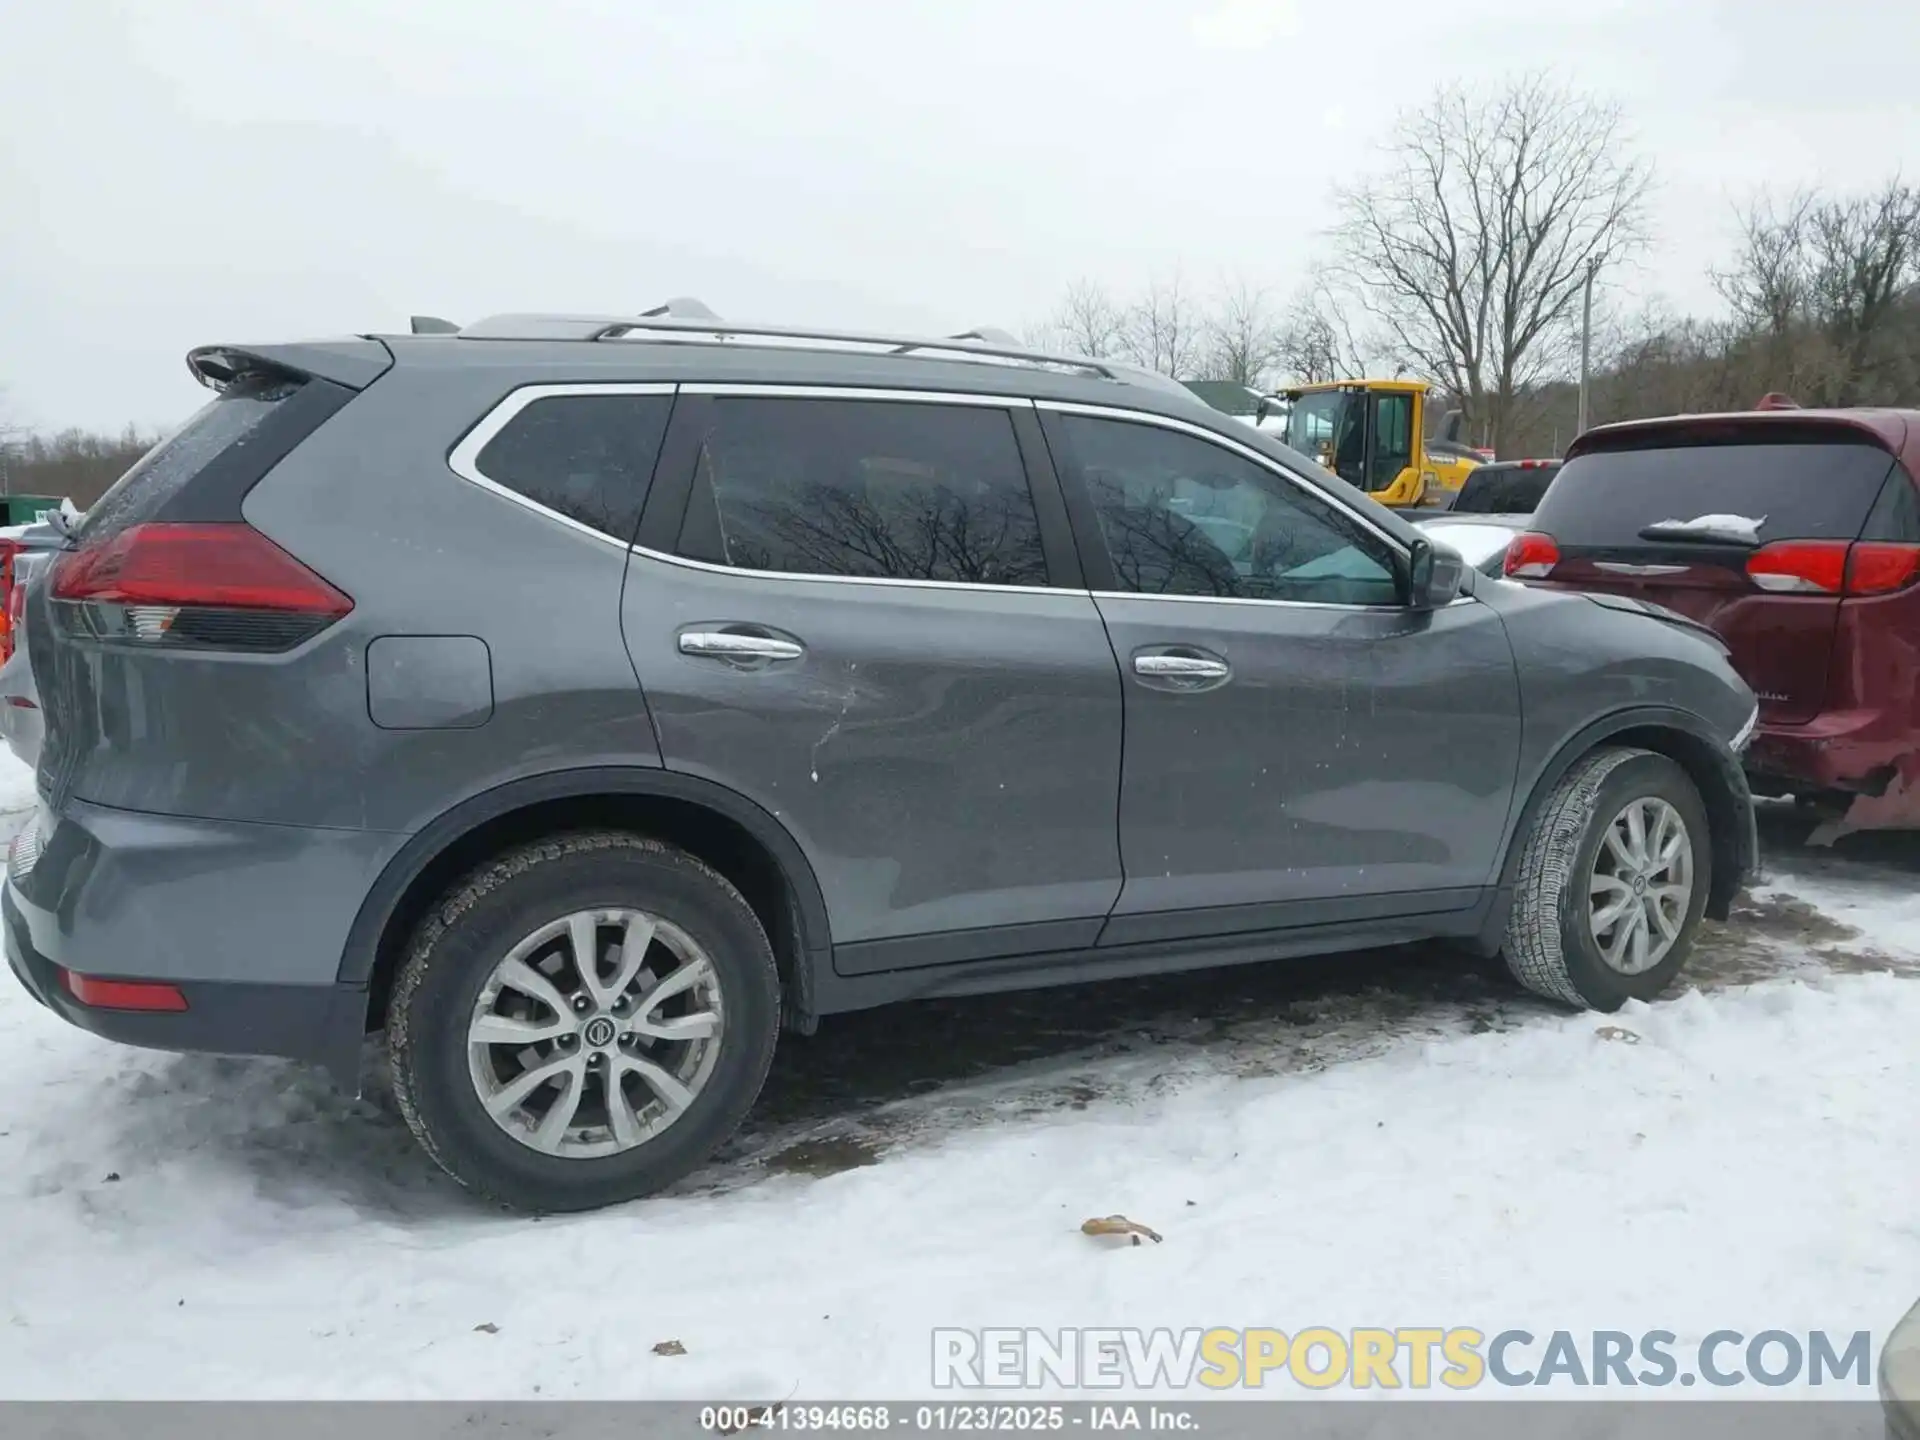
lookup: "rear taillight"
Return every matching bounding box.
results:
[1747,541,1847,594]
[1845,542,1920,596]
[0,538,20,665]
[1745,540,1920,597]
[1504,531,1560,579]
[50,522,352,652]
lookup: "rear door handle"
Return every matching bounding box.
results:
[1131,648,1233,692]
[678,629,806,664]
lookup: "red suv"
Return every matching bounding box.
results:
[1506,406,1920,832]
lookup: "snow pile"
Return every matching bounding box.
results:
[0,948,1916,1398]
[0,763,1914,1400]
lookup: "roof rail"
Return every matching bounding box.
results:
[454,302,1192,397]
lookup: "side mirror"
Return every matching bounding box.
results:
[1254,396,1273,424]
[1405,535,1467,610]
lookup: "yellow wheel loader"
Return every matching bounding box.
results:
[1254,380,1483,510]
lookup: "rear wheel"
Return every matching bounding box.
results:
[1502,748,1711,1010]
[388,832,780,1212]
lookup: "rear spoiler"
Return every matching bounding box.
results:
[1567,410,1908,460]
[186,339,393,393]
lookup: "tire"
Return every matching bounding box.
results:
[388,832,780,1212]
[1501,747,1712,1011]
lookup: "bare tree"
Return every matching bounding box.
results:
[1713,191,1814,339]
[1199,277,1283,387]
[1808,180,1920,403]
[1121,273,1202,379]
[1330,74,1652,455]
[1709,178,1920,404]
[1030,280,1128,358]
[1274,272,1372,383]
[0,389,23,497]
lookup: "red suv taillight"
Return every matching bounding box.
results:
[50,522,352,652]
[0,538,20,665]
[1746,540,1920,597]
[1504,531,1560,579]
[1844,542,1920,595]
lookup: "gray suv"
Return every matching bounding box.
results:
[3,305,1759,1212]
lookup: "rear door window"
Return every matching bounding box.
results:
[473,393,674,541]
[675,397,1049,587]
[1537,440,1898,546]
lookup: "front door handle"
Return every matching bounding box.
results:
[678,629,806,664]
[1134,654,1230,680]
[1131,647,1233,692]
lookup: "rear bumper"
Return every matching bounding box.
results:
[1746,706,1914,795]
[5,885,365,1088]
[1,796,399,1091]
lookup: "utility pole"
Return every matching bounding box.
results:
[1576,257,1599,438]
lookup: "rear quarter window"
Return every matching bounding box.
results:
[1536,439,1901,545]
[472,393,674,541]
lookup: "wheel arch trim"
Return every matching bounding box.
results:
[336,767,834,990]
[1495,706,1754,925]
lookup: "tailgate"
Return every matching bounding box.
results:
[1522,436,1903,724]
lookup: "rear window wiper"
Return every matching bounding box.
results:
[1636,514,1767,546]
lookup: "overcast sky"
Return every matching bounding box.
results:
[3,0,1916,432]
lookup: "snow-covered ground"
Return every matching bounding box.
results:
[0,752,1915,1402]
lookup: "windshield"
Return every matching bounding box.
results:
[1283,390,1366,488]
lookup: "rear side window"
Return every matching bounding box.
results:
[473,394,673,541]
[81,375,307,544]
[1538,440,1899,545]
[1860,467,1920,542]
[675,398,1048,586]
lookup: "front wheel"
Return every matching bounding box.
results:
[387,833,781,1212]
[1501,747,1712,1010]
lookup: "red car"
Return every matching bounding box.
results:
[1506,403,1920,834]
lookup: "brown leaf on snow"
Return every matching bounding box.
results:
[1081,1214,1162,1246]
[653,1339,688,1356]
[1595,1025,1642,1045]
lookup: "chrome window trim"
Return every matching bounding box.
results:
[447,382,1458,614]
[628,543,1067,598]
[676,383,1036,407]
[1090,588,1478,613]
[447,382,680,551]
